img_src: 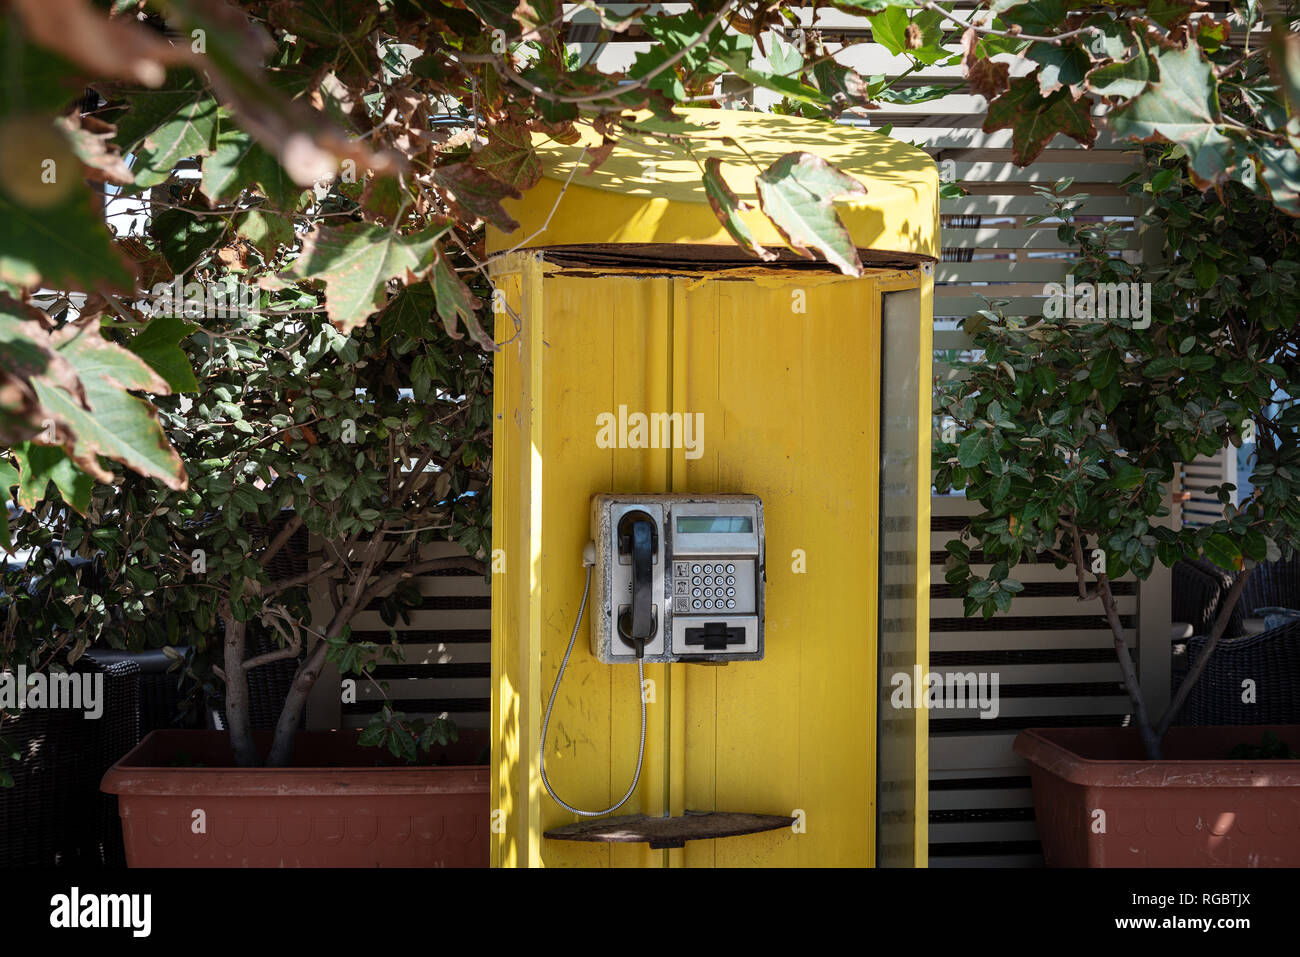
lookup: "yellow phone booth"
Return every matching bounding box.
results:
[488,109,937,867]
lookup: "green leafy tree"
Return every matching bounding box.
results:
[935,163,1300,760]
[4,270,491,767]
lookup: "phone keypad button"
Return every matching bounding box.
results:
[726,599,736,609]
[692,576,702,586]
[726,587,735,598]
[703,599,713,609]
[691,563,702,574]
[726,575,735,586]
[692,587,702,598]
[692,599,702,610]
[726,563,735,574]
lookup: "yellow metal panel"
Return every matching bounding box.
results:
[528,273,679,866]
[490,256,531,868]
[674,274,881,866]
[491,257,933,867]
[486,108,940,261]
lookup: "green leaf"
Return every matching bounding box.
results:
[812,61,876,109]
[1111,462,1143,490]
[767,33,805,76]
[998,0,1067,36]
[266,0,378,45]
[1221,361,1254,384]
[127,316,199,392]
[148,208,227,275]
[1108,40,1235,189]
[31,326,186,490]
[474,121,542,191]
[1028,43,1091,96]
[1089,348,1119,389]
[702,158,777,264]
[868,6,910,56]
[201,127,301,209]
[288,223,451,332]
[1192,258,1218,289]
[1252,141,1300,217]
[11,442,91,512]
[128,92,220,189]
[983,77,1097,166]
[1088,55,1153,100]
[957,432,991,468]
[0,20,87,120]
[0,188,134,293]
[1242,528,1269,562]
[873,84,954,105]
[430,252,495,351]
[755,151,867,277]
[431,164,521,232]
[1202,533,1241,571]
[1146,0,1200,29]
[713,54,830,106]
[1143,356,1180,376]
[235,208,294,258]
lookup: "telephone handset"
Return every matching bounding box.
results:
[617,510,658,658]
[541,494,765,817]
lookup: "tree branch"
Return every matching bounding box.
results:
[1157,565,1254,738]
[259,514,303,570]
[1096,574,1163,760]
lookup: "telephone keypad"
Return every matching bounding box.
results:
[668,558,756,617]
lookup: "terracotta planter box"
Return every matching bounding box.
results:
[102,730,490,867]
[1015,725,1300,867]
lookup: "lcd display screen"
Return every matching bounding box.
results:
[676,516,753,534]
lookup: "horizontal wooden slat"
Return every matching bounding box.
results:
[941,227,1132,250]
[931,820,1039,843]
[942,195,1140,216]
[936,260,1076,283]
[949,160,1139,184]
[931,630,1135,651]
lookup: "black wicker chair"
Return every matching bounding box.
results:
[1172,558,1237,638]
[0,656,139,866]
[1177,620,1300,726]
[1228,554,1300,639]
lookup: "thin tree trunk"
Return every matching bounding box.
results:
[221,612,260,767]
[1158,566,1254,738]
[1096,575,1163,759]
[264,639,330,767]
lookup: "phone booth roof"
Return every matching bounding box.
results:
[486,108,939,267]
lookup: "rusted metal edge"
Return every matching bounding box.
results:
[543,811,796,850]
[534,242,934,274]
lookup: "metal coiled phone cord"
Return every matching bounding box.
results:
[540,563,647,817]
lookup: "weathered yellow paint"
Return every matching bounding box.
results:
[489,113,934,867]
[485,108,940,262]
[490,259,932,867]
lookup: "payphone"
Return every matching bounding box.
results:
[540,494,766,816]
[590,494,765,663]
